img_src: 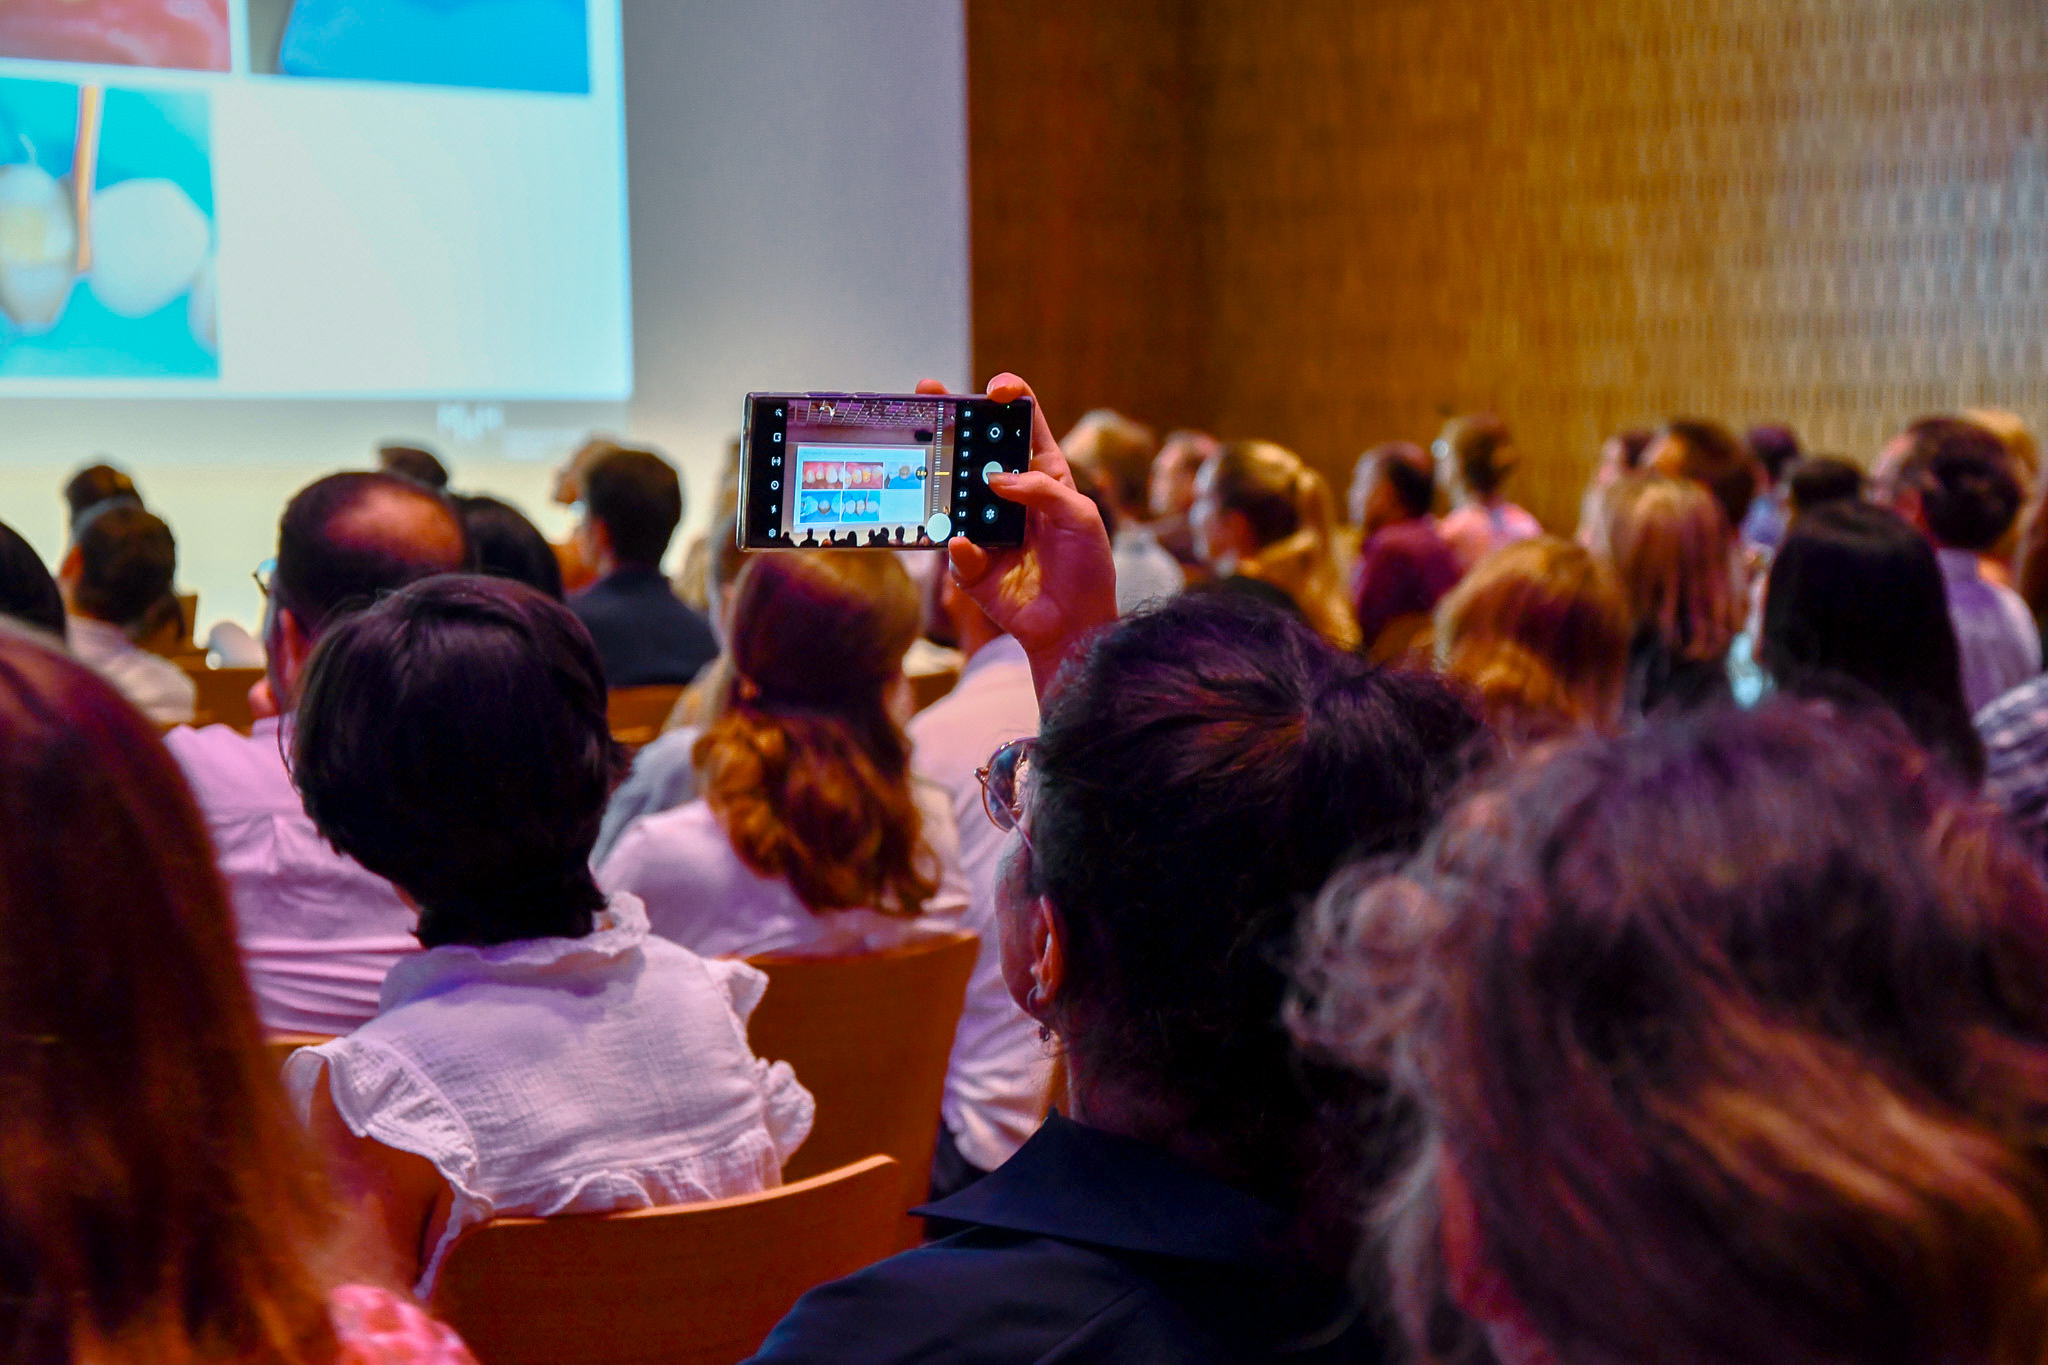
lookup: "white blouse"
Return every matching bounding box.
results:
[284,893,813,1297]
[596,782,969,960]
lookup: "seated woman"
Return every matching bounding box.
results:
[1189,439,1361,649]
[1761,500,1983,781]
[748,373,1489,1363]
[1595,474,1743,716]
[1299,703,2048,1365]
[597,552,966,958]
[0,634,472,1362]
[1435,535,1631,745]
[284,575,812,1295]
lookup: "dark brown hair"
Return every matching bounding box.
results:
[694,553,936,917]
[0,636,340,1362]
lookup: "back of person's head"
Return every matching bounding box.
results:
[272,471,467,639]
[0,636,337,1362]
[1605,427,1653,472]
[694,552,933,917]
[70,503,179,634]
[1062,409,1158,513]
[1357,440,1435,523]
[1787,454,1866,517]
[1747,423,1802,485]
[1441,413,1515,499]
[1762,500,1981,780]
[0,521,65,640]
[62,462,139,533]
[1030,593,1489,1213]
[1203,439,1331,548]
[294,575,622,949]
[376,443,450,490]
[457,494,564,600]
[1150,429,1220,518]
[1964,407,2041,495]
[1649,417,1760,534]
[1895,415,2022,552]
[1300,703,2048,1365]
[583,444,683,568]
[1599,474,1741,663]
[1436,536,1630,742]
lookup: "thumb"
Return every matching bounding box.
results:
[949,537,993,587]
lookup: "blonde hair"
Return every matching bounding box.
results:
[1208,440,1361,649]
[1436,536,1629,741]
[1599,475,1743,663]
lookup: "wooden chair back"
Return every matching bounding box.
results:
[265,1033,334,1070]
[184,664,266,733]
[607,684,685,748]
[428,1156,901,1365]
[746,929,978,1214]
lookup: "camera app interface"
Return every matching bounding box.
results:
[781,396,955,547]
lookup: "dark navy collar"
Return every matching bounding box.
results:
[913,1114,1288,1265]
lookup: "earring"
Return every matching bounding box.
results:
[1037,1023,1053,1044]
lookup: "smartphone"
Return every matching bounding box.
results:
[738,391,1032,550]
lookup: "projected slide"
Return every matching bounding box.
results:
[0,0,629,400]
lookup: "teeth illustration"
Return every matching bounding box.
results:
[0,162,79,331]
[88,177,210,319]
[187,250,217,353]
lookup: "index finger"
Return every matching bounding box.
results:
[984,372,1074,491]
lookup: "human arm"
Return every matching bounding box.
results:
[922,373,1118,701]
[307,1064,453,1289]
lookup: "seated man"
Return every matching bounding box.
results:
[1348,440,1462,656]
[164,472,467,1035]
[61,503,196,726]
[569,444,718,686]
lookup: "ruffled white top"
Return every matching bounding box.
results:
[284,893,813,1296]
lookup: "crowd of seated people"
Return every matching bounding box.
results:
[8,373,2048,1365]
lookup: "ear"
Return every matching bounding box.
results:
[1892,484,1930,536]
[57,543,81,588]
[269,607,316,706]
[1023,896,1066,1020]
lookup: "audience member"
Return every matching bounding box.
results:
[0,519,66,640]
[0,634,475,1363]
[285,575,813,1296]
[1966,407,2039,588]
[1599,475,1741,716]
[1436,536,1630,745]
[1786,453,1866,517]
[62,461,140,536]
[570,443,718,687]
[1147,427,1219,574]
[1572,426,1652,548]
[752,592,1487,1363]
[1348,440,1461,659]
[1742,422,1801,550]
[1298,703,2048,1365]
[165,472,467,1035]
[1885,415,2039,711]
[674,437,744,614]
[1061,408,1183,613]
[1760,500,1984,781]
[1191,439,1361,649]
[60,503,196,725]
[455,494,564,599]
[1645,416,1762,540]
[1978,674,2048,859]
[1437,413,1541,571]
[599,553,965,956]
[377,443,451,491]
[549,434,621,593]
[904,563,1045,1200]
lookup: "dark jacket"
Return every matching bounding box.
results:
[568,564,718,688]
[747,1115,1383,1364]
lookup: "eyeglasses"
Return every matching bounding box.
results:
[252,557,276,600]
[976,737,1035,848]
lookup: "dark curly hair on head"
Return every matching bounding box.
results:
[292,573,626,948]
[1026,592,1490,1222]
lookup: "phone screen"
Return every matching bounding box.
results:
[783,395,953,546]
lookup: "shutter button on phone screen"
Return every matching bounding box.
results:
[981,460,1004,484]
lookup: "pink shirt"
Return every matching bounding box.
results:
[331,1284,474,1364]
[1439,499,1543,572]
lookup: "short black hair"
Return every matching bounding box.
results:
[584,447,683,567]
[73,504,177,631]
[272,472,467,636]
[377,444,450,491]
[1746,423,1802,484]
[292,574,626,948]
[1898,416,2022,552]
[1370,441,1435,518]
[63,463,139,532]
[0,521,64,640]
[1660,418,1760,532]
[457,495,564,600]
[1786,456,1865,517]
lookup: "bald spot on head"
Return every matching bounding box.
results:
[329,483,467,575]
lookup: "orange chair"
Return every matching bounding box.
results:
[428,1156,902,1365]
[607,684,685,749]
[265,1032,334,1069]
[746,930,978,1217]
[183,664,266,734]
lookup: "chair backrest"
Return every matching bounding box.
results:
[265,1032,334,1070]
[181,663,266,733]
[747,929,978,1213]
[428,1155,901,1365]
[608,684,685,748]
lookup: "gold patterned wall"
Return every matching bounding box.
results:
[970,0,2048,532]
